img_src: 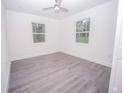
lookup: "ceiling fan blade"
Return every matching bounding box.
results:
[42,7,54,11]
[59,7,68,12]
[55,0,62,5]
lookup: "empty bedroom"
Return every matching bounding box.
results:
[1,0,122,93]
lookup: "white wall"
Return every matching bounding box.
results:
[6,10,60,61]
[109,0,122,92]
[1,2,11,93]
[59,1,118,67]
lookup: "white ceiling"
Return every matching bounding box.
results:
[4,0,111,20]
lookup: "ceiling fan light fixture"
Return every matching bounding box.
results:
[54,5,60,13]
[54,6,60,11]
[43,0,68,13]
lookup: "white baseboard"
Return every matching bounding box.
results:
[10,51,60,62]
[61,51,112,68]
[10,51,112,68]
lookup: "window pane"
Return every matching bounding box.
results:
[83,18,90,31]
[76,33,80,39]
[32,23,45,33]
[76,21,83,32]
[33,34,45,43]
[76,33,89,43]
[76,18,90,32]
[32,23,36,33]
[36,24,45,33]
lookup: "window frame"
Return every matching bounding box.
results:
[32,22,45,43]
[76,18,90,44]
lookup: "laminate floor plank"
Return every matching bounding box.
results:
[8,52,111,93]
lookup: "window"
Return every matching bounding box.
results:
[76,18,90,43]
[32,23,45,43]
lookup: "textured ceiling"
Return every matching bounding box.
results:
[4,0,111,19]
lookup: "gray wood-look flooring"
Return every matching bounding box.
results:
[8,52,111,93]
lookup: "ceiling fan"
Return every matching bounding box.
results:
[42,0,68,13]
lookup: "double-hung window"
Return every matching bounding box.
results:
[32,23,45,43]
[76,18,90,43]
